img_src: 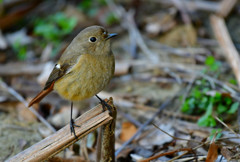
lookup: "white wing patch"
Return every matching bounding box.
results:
[56,64,61,69]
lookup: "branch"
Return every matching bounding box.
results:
[7,101,114,162]
[210,15,240,87]
[0,79,56,133]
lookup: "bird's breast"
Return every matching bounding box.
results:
[54,54,114,101]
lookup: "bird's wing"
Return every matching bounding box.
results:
[44,48,81,89]
[44,63,71,90]
[28,63,72,107]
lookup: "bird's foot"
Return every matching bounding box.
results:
[70,119,80,140]
[100,99,113,115]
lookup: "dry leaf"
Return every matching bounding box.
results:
[120,122,138,142]
[206,142,218,162]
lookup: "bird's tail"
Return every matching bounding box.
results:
[28,82,54,107]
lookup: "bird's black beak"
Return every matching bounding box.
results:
[106,33,117,40]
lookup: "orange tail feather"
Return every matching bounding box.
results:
[28,82,54,107]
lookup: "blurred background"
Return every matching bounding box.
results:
[0,0,240,161]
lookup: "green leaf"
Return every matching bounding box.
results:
[228,102,239,114]
[52,12,77,33]
[106,12,119,25]
[79,0,92,11]
[205,98,213,116]
[12,40,27,60]
[199,96,208,109]
[224,97,233,105]
[209,128,222,140]
[217,104,227,114]
[205,56,215,66]
[181,101,190,113]
[213,92,221,103]
[229,79,237,85]
[193,88,202,99]
[205,56,221,71]
[34,23,59,41]
[198,115,216,127]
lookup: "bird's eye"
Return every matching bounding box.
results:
[89,37,97,42]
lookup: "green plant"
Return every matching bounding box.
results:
[229,78,237,85]
[34,12,77,43]
[106,12,119,26]
[12,40,27,60]
[181,79,239,127]
[205,56,221,72]
[209,128,222,140]
[78,0,119,26]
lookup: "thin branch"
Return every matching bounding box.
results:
[114,94,177,156]
[168,140,210,162]
[140,148,193,162]
[0,79,56,133]
[218,0,237,17]
[214,116,240,138]
[211,15,240,87]
[152,122,201,143]
[106,0,160,63]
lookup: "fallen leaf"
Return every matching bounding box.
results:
[120,122,138,142]
[206,142,218,162]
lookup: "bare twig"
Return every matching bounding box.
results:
[168,140,210,162]
[0,62,46,76]
[148,0,222,14]
[211,15,240,87]
[171,0,191,24]
[106,0,160,63]
[152,123,201,143]
[214,116,240,138]
[7,102,114,162]
[114,95,177,156]
[140,148,193,162]
[218,0,237,17]
[118,109,142,127]
[0,79,56,133]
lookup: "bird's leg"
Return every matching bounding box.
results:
[95,95,112,114]
[70,102,80,139]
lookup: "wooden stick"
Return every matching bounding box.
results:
[210,15,240,87]
[218,0,237,17]
[100,98,117,162]
[6,102,114,162]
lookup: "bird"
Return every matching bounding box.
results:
[28,25,117,138]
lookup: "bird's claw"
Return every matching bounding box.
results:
[70,119,80,140]
[100,100,113,115]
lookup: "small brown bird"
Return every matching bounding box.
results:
[28,26,117,137]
